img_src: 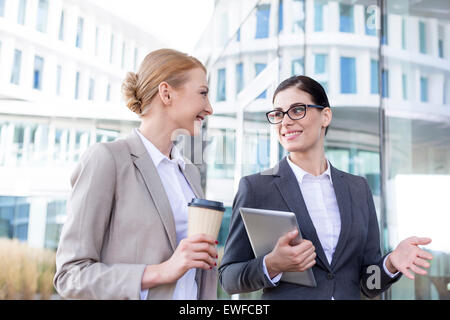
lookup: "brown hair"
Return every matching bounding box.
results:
[121,48,206,116]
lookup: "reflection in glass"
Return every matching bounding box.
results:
[255,4,270,39]
[36,0,48,33]
[196,0,449,300]
[384,0,450,300]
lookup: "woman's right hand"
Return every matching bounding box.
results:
[265,229,316,279]
[141,233,218,289]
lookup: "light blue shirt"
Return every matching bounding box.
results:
[136,129,198,300]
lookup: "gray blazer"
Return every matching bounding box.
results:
[219,157,401,299]
[53,130,217,300]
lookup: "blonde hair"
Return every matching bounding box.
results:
[121,48,206,116]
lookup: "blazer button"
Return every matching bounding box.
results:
[327,273,335,280]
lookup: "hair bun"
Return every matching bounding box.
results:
[121,72,142,115]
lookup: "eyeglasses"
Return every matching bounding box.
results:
[265,103,327,124]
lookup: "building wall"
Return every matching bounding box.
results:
[0,0,164,250]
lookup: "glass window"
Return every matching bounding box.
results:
[74,131,89,162]
[402,17,407,49]
[314,1,324,32]
[134,47,138,71]
[88,78,95,101]
[217,68,226,102]
[76,17,84,48]
[56,65,62,95]
[33,55,44,90]
[54,128,69,162]
[96,129,118,143]
[292,0,305,33]
[370,59,379,94]
[13,125,25,162]
[44,200,66,250]
[106,83,111,101]
[419,21,426,54]
[17,0,27,25]
[236,27,240,42]
[207,128,236,179]
[0,197,30,242]
[110,34,114,63]
[36,0,48,33]
[444,78,448,105]
[340,57,356,94]
[219,13,228,45]
[291,58,304,76]
[319,81,328,93]
[278,0,283,34]
[255,4,270,39]
[381,13,388,45]
[236,63,243,95]
[74,71,80,99]
[121,42,126,69]
[315,54,327,74]
[0,0,5,17]
[365,5,376,36]
[381,69,389,98]
[242,128,270,176]
[10,49,22,85]
[385,7,450,293]
[438,26,444,59]
[58,11,65,41]
[255,63,267,99]
[339,3,354,33]
[402,73,407,100]
[420,76,428,102]
[95,26,99,56]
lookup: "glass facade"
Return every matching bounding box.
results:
[17,0,27,25]
[36,0,48,33]
[10,49,22,85]
[255,4,270,39]
[0,0,5,17]
[76,17,84,49]
[195,0,450,300]
[33,55,44,90]
[340,56,356,93]
[58,11,65,41]
[0,197,30,242]
[383,0,450,300]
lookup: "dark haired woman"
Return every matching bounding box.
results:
[219,75,433,299]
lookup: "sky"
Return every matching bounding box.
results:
[91,0,215,54]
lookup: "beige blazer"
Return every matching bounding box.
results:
[53,129,217,300]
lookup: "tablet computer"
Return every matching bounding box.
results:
[239,207,317,287]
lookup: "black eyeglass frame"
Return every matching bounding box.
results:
[265,103,328,124]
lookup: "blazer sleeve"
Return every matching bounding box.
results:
[53,143,147,300]
[359,178,402,298]
[218,177,279,295]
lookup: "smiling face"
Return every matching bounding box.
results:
[273,87,331,154]
[165,67,213,136]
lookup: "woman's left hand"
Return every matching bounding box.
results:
[386,237,433,280]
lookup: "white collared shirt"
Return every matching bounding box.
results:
[263,155,398,294]
[136,129,198,300]
[286,156,341,265]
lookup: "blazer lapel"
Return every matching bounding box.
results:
[126,131,177,252]
[179,162,205,199]
[329,165,352,270]
[273,158,331,272]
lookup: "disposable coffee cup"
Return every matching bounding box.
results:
[187,198,225,240]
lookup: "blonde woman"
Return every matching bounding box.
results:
[54,49,218,300]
